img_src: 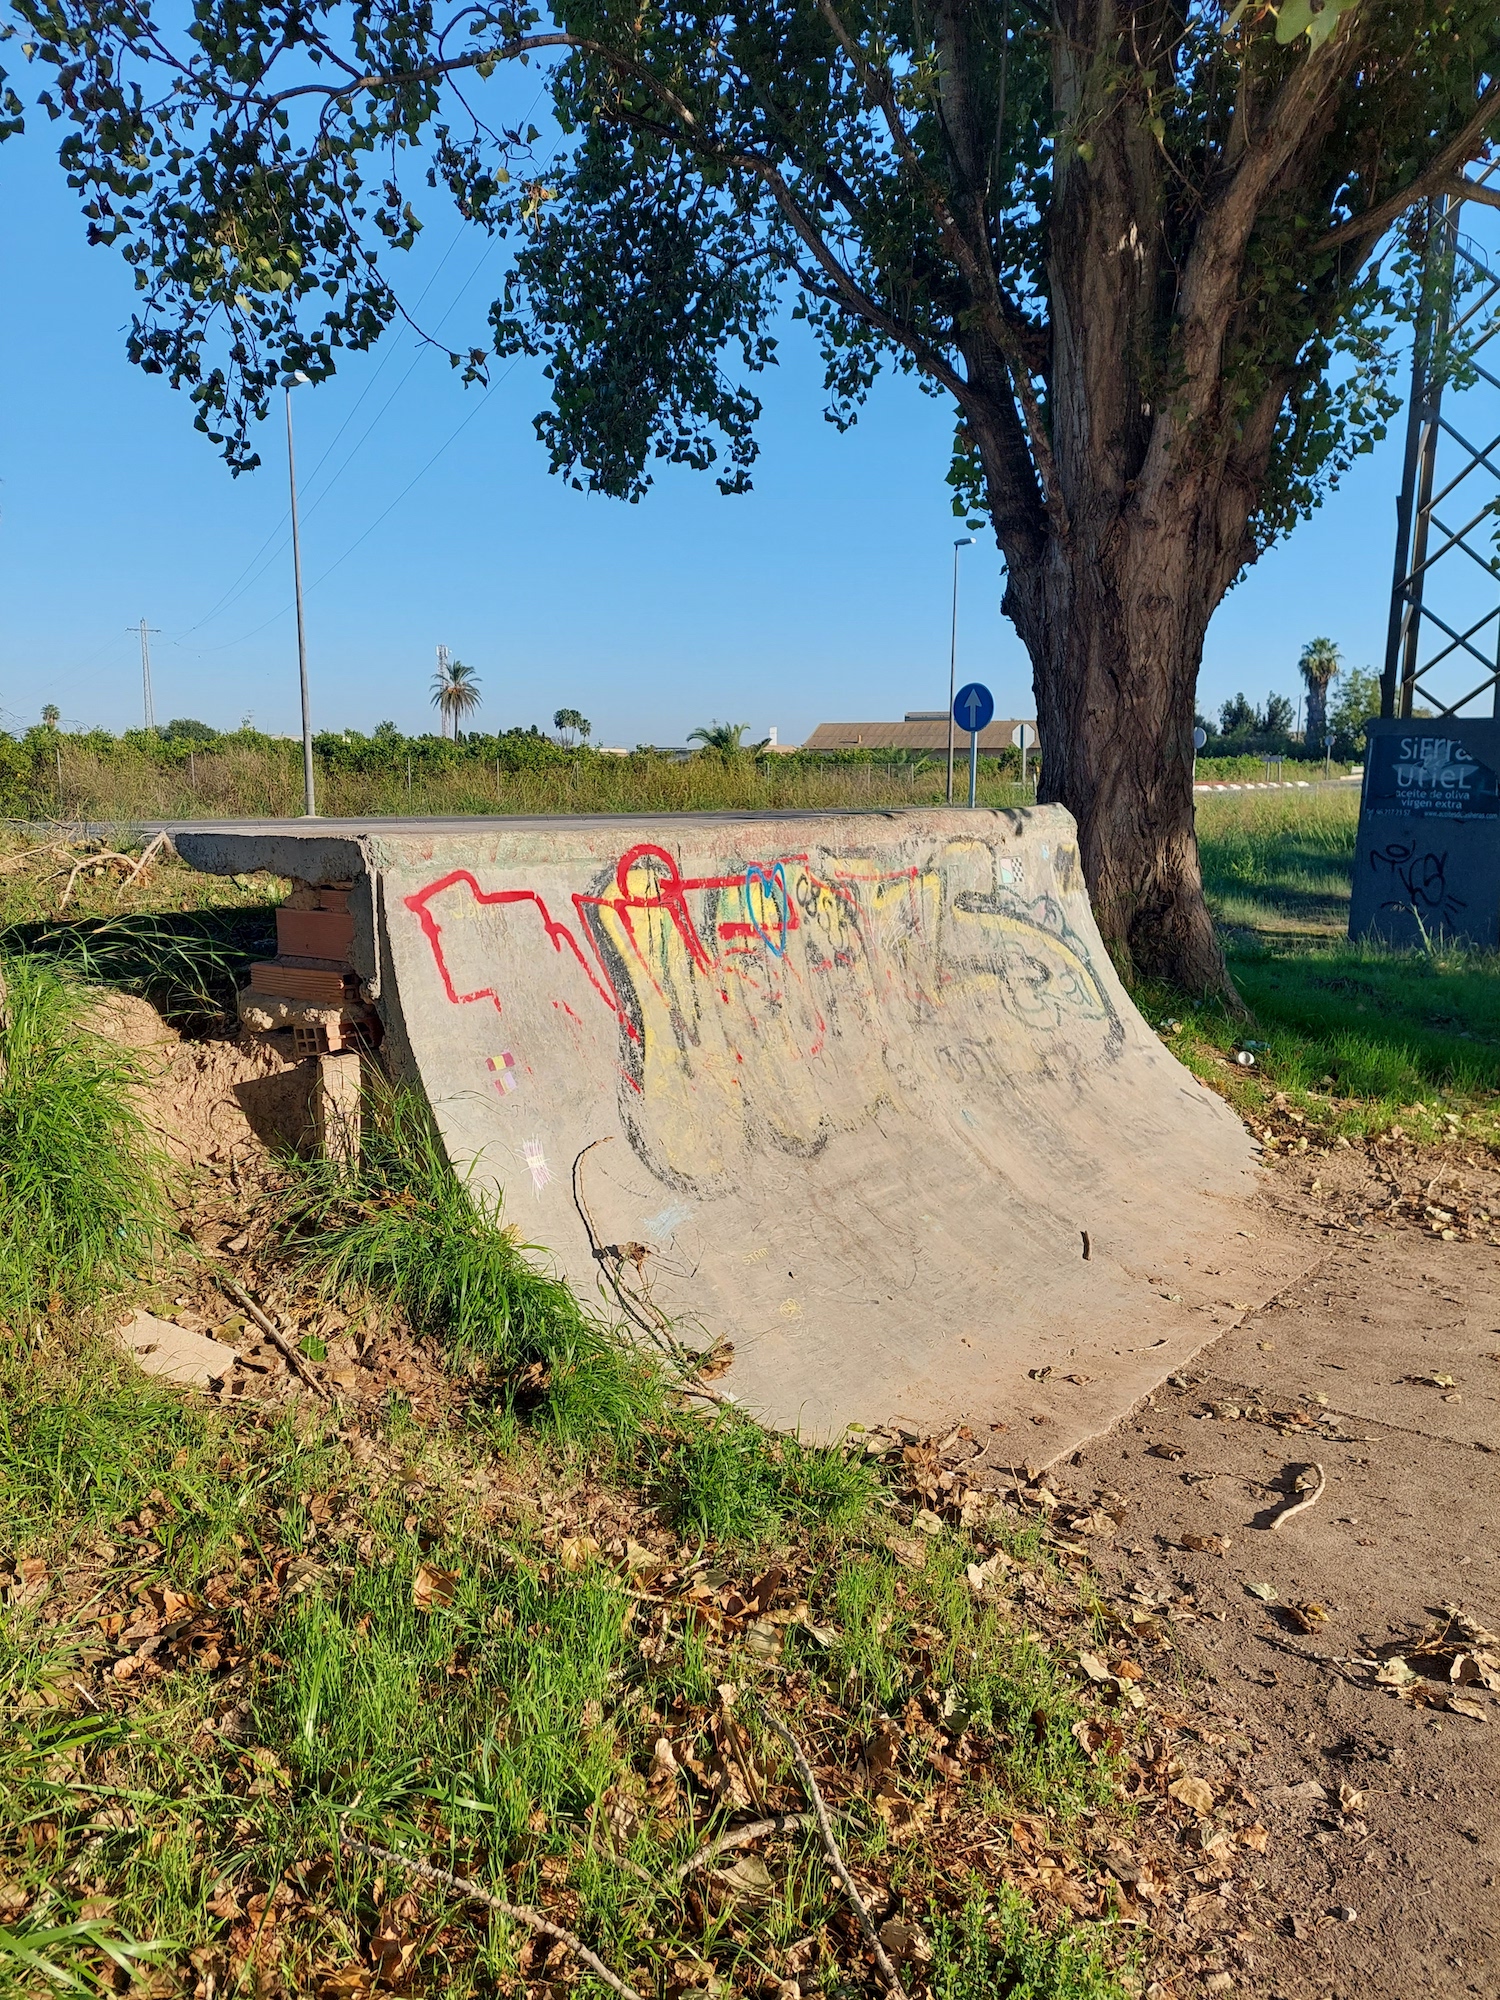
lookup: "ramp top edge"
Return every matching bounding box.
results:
[159,805,1075,880]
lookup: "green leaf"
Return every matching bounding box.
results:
[1275,0,1361,49]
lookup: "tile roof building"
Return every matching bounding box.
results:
[801,711,1038,756]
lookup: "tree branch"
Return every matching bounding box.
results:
[1314,82,1500,254]
[1138,20,1361,501]
[814,0,1067,537]
[589,94,981,413]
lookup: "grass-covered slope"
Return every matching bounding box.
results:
[0,956,168,1328]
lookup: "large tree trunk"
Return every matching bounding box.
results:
[1014,527,1226,993]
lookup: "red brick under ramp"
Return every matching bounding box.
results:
[170,807,1300,1452]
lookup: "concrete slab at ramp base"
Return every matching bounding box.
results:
[170,807,1303,1453]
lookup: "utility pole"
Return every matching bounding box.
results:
[132,617,160,731]
[285,375,317,817]
[435,643,452,740]
[946,536,975,805]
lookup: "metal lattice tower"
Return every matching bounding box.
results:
[1382,165,1500,720]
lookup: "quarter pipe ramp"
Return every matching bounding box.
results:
[172,807,1290,1449]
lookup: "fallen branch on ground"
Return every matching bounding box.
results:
[0,840,71,876]
[674,1812,812,1881]
[194,1256,332,1401]
[760,1706,910,2000]
[572,1138,693,1364]
[339,1833,643,2000]
[1270,1462,1326,1531]
[117,830,172,898]
[58,851,135,910]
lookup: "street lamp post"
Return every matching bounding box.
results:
[946,536,975,805]
[285,373,317,818]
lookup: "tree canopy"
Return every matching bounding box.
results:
[6,0,1491,504]
[431,655,483,738]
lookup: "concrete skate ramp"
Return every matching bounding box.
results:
[171,807,1296,1451]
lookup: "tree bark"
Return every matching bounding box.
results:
[1005,517,1227,993]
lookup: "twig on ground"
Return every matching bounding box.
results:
[0,840,70,876]
[760,1707,910,2000]
[58,851,135,910]
[673,1376,734,1405]
[117,830,172,898]
[195,1257,332,1401]
[674,1812,813,1881]
[339,1833,643,2000]
[572,1138,689,1363]
[1270,1461,1326,1531]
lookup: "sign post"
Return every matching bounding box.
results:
[1013,720,1035,791]
[953,682,995,807]
[1192,724,1207,787]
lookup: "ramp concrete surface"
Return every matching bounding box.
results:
[169,807,1305,1452]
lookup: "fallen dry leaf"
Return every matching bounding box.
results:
[413,1562,458,1613]
[715,1853,774,1903]
[1285,1600,1330,1633]
[559,1534,600,1572]
[1168,1775,1215,1815]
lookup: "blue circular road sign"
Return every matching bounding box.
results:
[953,682,995,733]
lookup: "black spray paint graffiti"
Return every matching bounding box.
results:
[1369,841,1467,927]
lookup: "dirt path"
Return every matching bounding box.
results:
[1070,1148,1500,1999]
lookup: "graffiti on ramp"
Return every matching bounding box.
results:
[402,834,1123,1193]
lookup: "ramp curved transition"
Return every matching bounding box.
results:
[173,807,1290,1451]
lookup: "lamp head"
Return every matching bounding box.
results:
[954,535,975,548]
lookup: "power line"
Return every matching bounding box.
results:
[204,361,512,655]
[176,232,501,641]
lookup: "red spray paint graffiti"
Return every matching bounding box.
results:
[403,843,919,1046]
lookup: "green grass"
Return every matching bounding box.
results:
[282,1084,667,1452]
[0,907,280,1028]
[0,1040,1135,2000]
[0,1324,1132,2000]
[1197,784,1359,937]
[929,1886,1134,2000]
[0,955,168,1328]
[1146,787,1500,1143]
[655,1405,876,1542]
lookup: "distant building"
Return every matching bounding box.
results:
[801,710,1038,757]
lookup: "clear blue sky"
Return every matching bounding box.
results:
[0,116,1470,748]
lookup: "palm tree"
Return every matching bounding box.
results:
[40,704,59,729]
[431,656,482,740]
[554,707,591,749]
[687,720,767,760]
[1298,637,1341,750]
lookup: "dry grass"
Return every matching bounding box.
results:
[29,743,1036,823]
